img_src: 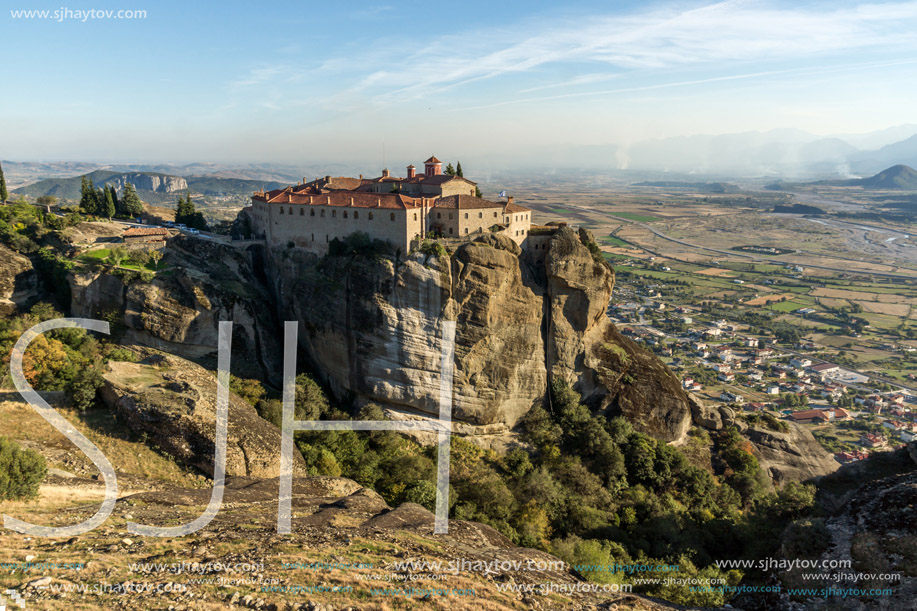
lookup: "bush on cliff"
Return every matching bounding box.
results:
[0,436,47,501]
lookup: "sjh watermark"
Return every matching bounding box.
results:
[9,7,147,22]
[3,317,456,538]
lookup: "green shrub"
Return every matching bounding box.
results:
[0,437,47,501]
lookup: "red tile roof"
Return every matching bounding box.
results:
[424,156,442,164]
[256,189,424,210]
[123,227,169,238]
[434,195,503,210]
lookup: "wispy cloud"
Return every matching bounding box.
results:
[338,0,917,104]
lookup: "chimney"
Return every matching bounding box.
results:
[309,196,313,204]
[325,175,331,182]
[359,174,363,180]
[507,196,514,205]
[382,168,390,178]
[377,199,381,207]
[406,164,416,179]
[302,177,306,184]
[350,197,354,206]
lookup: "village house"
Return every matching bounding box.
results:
[122,226,169,248]
[860,433,888,448]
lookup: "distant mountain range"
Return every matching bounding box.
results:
[558,125,917,178]
[13,169,286,205]
[767,164,917,191]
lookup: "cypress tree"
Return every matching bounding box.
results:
[79,176,93,214]
[103,186,115,220]
[455,161,463,177]
[121,183,143,217]
[109,185,121,215]
[444,163,455,176]
[0,162,8,202]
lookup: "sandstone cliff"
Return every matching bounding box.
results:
[106,172,187,194]
[270,227,693,442]
[69,236,283,380]
[65,227,695,443]
[0,244,41,315]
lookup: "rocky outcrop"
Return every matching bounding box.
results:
[763,447,917,610]
[744,423,838,484]
[0,244,41,315]
[278,233,546,431]
[544,227,692,442]
[100,350,306,478]
[68,236,282,380]
[271,226,693,442]
[106,173,187,194]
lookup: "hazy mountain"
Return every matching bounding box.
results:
[835,124,917,150]
[849,134,917,174]
[14,170,284,203]
[621,130,857,176]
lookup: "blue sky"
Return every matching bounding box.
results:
[2,0,917,165]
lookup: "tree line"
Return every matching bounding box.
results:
[79,175,143,219]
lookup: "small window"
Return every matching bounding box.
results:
[326,234,329,241]
[413,213,417,221]
[343,211,348,218]
[464,227,469,234]
[494,211,497,218]
[478,212,483,218]
[369,212,373,220]
[390,213,395,221]
[464,213,468,219]
[437,212,441,219]
[280,207,284,215]
[289,207,293,215]
[320,209,325,217]
[300,208,304,216]
[354,211,359,219]
[310,209,315,216]
[448,213,453,219]
[311,233,314,241]
[448,228,453,234]
[332,210,336,218]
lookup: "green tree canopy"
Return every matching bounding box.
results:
[121,183,144,217]
[0,162,8,202]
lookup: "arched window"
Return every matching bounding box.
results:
[478,212,482,218]
[310,209,315,216]
[493,211,497,218]
[464,213,468,219]
[343,211,348,218]
[464,227,469,234]
[437,212,441,219]
[413,213,417,221]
